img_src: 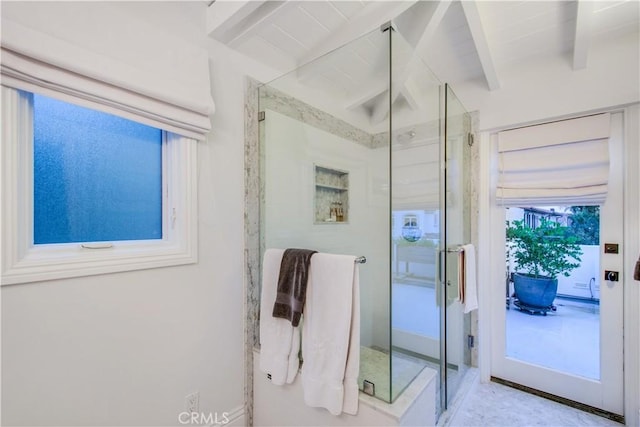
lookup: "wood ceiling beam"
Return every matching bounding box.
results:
[207,1,292,48]
[206,1,263,39]
[343,75,420,114]
[295,1,419,106]
[344,81,387,111]
[401,77,422,111]
[573,0,593,70]
[460,0,500,91]
[370,0,451,126]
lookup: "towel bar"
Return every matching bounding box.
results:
[446,247,465,253]
[355,256,367,264]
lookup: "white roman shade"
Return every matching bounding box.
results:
[392,144,440,210]
[497,113,611,206]
[0,12,214,140]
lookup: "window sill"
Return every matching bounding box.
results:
[1,239,197,285]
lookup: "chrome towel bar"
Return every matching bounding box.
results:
[446,247,465,253]
[355,256,367,264]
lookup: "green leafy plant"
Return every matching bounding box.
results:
[566,205,600,245]
[506,218,582,279]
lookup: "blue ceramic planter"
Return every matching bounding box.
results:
[513,273,558,309]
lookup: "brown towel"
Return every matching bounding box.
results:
[273,248,317,326]
[459,250,466,304]
[634,256,640,281]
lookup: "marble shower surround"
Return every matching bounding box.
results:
[259,84,375,148]
[243,77,260,427]
[257,84,443,151]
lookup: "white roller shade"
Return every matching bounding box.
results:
[1,12,214,140]
[497,113,611,206]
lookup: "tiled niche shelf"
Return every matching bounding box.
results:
[314,165,349,224]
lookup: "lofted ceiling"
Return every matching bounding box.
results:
[207,0,639,133]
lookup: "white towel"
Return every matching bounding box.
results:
[301,253,360,416]
[462,244,478,313]
[259,248,301,385]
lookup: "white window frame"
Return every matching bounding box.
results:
[1,87,198,285]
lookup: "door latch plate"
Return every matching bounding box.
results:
[604,270,619,282]
[604,243,619,254]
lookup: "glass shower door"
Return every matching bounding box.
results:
[387,28,473,418]
[441,83,472,411]
[388,24,442,405]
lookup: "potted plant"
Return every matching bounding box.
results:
[506,218,582,314]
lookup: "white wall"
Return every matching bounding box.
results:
[456,33,640,132]
[1,2,280,426]
[263,109,389,350]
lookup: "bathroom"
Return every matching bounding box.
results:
[1,1,639,427]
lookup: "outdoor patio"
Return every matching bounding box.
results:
[506,296,600,379]
[392,283,600,380]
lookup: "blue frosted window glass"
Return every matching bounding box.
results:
[33,94,163,244]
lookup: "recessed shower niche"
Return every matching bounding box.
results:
[314,165,349,224]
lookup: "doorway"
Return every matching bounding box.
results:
[488,112,625,419]
[505,205,601,378]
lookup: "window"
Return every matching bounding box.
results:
[33,93,163,244]
[403,215,418,228]
[1,88,198,285]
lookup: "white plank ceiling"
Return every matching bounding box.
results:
[207,0,639,132]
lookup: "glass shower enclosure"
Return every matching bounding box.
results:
[256,23,472,419]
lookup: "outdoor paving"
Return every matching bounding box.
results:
[506,297,600,379]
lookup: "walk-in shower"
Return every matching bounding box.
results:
[251,21,473,420]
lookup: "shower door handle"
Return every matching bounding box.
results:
[438,249,451,285]
[438,249,452,308]
[439,247,464,287]
[438,249,445,284]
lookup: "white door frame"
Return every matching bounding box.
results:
[476,105,640,425]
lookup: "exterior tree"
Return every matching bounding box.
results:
[566,206,600,245]
[506,218,582,279]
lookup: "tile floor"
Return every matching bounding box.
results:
[441,369,622,427]
[392,283,613,426]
